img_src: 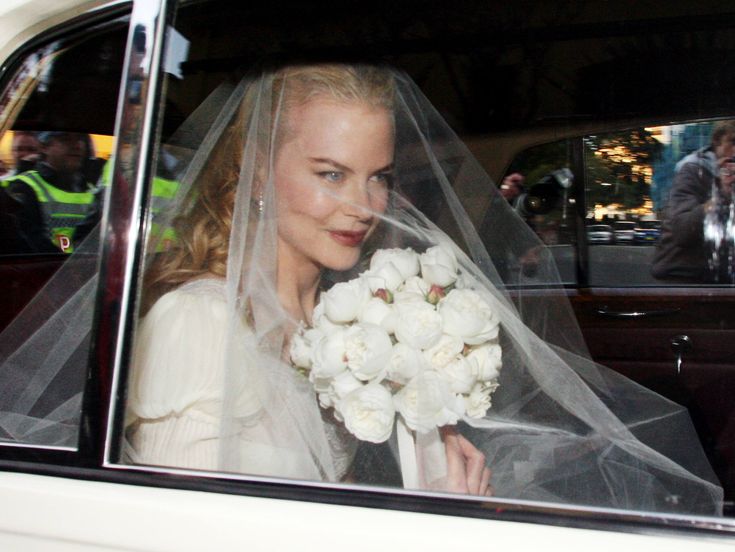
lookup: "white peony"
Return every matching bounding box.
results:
[394,371,465,433]
[437,354,477,394]
[467,344,502,382]
[322,278,372,324]
[386,342,426,385]
[370,248,420,280]
[289,331,313,369]
[394,275,430,304]
[365,263,405,293]
[358,297,396,334]
[464,382,496,419]
[331,370,364,398]
[312,301,345,335]
[310,330,348,379]
[423,334,464,370]
[439,289,500,345]
[392,300,443,350]
[318,392,335,409]
[419,245,459,287]
[339,383,396,443]
[344,323,393,382]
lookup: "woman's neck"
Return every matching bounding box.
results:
[276,240,321,326]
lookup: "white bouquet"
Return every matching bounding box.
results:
[290,245,502,444]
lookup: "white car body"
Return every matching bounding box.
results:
[0,2,733,550]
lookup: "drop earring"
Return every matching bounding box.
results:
[257,193,264,214]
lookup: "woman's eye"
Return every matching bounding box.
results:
[370,173,393,187]
[319,171,343,183]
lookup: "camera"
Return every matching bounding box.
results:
[516,168,573,217]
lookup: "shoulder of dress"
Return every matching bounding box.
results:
[127,279,230,420]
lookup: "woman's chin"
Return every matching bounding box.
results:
[320,251,362,273]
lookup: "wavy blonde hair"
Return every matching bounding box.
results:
[143,64,395,307]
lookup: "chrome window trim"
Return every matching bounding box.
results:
[99,0,169,465]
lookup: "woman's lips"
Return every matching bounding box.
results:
[329,230,368,247]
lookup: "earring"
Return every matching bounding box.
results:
[257,194,264,214]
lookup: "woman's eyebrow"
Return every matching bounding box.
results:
[309,157,352,173]
[309,158,394,174]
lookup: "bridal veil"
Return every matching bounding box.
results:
[0,62,724,515]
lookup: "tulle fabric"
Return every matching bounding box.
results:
[0,63,723,515]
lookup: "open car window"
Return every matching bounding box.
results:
[0,17,127,448]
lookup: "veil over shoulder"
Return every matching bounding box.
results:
[1,62,723,516]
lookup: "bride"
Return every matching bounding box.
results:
[124,63,722,513]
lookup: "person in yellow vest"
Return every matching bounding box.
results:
[1,131,97,254]
[84,155,180,252]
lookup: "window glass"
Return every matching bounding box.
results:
[0,20,127,448]
[116,0,729,520]
[499,141,578,285]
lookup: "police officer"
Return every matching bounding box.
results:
[1,131,97,254]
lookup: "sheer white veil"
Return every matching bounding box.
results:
[0,62,723,515]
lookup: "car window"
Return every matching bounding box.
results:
[100,0,735,527]
[0,18,127,448]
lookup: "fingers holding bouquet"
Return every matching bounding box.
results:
[442,427,493,496]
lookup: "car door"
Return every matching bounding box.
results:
[503,120,735,514]
[1,1,735,550]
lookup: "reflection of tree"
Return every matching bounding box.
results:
[507,140,569,187]
[584,128,661,214]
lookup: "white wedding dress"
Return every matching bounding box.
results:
[125,278,357,480]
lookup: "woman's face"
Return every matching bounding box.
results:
[274,97,394,273]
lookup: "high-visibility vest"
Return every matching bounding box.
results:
[99,160,179,250]
[2,170,95,253]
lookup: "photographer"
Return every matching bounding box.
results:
[652,120,735,283]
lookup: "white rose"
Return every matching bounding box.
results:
[339,383,396,443]
[370,248,420,280]
[322,278,372,324]
[394,371,465,433]
[310,329,348,379]
[464,382,496,419]
[393,301,443,350]
[439,289,500,345]
[467,344,502,382]
[419,245,459,287]
[358,297,396,334]
[437,354,477,394]
[423,334,464,369]
[344,323,393,382]
[387,342,426,385]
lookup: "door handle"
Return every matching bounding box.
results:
[670,334,692,375]
[596,306,681,319]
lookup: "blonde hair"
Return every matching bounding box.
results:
[143,64,395,307]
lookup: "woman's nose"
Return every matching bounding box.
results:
[341,179,374,218]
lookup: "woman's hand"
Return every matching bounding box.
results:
[441,427,493,496]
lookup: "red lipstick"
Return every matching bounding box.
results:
[329,230,367,247]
